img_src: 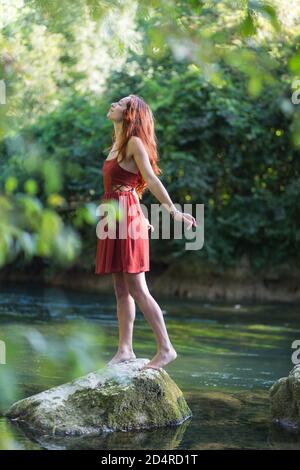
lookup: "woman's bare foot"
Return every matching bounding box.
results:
[141,346,177,371]
[107,350,136,366]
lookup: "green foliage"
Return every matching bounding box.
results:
[0,0,300,275]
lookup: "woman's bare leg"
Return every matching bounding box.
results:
[123,272,177,370]
[107,272,137,365]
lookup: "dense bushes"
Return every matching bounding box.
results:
[1,54,299,274]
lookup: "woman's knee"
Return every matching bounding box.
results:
[127,284,149,303]
[112,274,130,300]
[123,273,150,302]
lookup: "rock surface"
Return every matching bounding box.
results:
[5,358,192,437]
[269,365,300,433]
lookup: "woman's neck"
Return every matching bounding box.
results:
[113,121,123,143]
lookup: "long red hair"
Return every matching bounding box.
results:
[105,94,162,199]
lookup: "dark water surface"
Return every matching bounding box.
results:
[0,282,300,450]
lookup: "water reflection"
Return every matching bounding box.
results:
[9,418,191,450]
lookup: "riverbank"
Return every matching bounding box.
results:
[1,257,300,303]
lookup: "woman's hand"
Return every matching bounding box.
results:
[143,212,197,232]
[173,210,197,229]
[145,217,154,232]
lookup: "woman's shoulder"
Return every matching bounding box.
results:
[128,136,145,152]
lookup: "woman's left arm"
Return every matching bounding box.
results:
[129,137,197,229]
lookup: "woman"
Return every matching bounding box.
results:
[95,94,197,371]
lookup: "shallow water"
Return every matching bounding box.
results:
[0,281,300,450]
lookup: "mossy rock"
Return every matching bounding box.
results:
[269,365,300,433]
[5,358,192,437]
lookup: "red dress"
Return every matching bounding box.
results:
[95,157,150,274]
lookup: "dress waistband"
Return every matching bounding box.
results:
[103,187,135,197]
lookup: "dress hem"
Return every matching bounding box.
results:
[95,269,150,275]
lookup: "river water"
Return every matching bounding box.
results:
[0,282,300,450]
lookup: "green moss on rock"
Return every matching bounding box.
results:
[269,365,300,433]
[5,358,192,437]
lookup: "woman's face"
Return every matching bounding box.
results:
[107,96,130,122]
